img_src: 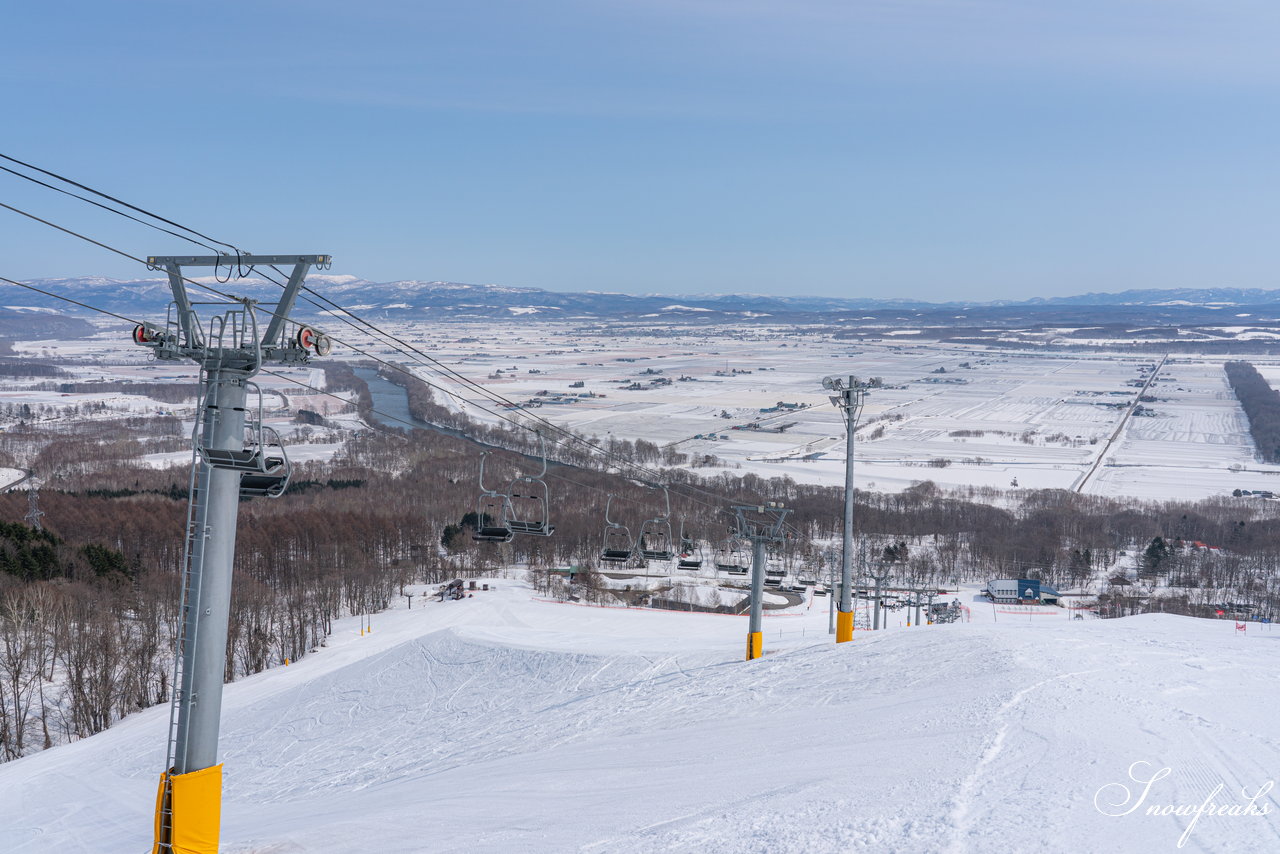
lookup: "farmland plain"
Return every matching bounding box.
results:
[7,317,1280,502]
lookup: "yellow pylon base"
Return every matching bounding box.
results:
[746,631,763,660]
[153,764,222,854]
[836,609,854,643]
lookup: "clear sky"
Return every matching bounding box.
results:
[3,1,1278,301]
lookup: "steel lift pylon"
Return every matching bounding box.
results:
[732,502,790,661]
[136,254,331,854]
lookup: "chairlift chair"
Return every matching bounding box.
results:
[473,493,515,543]
[638,486,675,561]
[471,452,514,543]
[196,382,292,498]
[676,521,703,570]
[599,495,635,563]
[504,433,554,537]
[714,536,749,573]
[237,427,291,498]
[506,475,554,536]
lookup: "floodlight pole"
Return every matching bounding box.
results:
[137,253,330,854]
[733,503,790,661]
[824,375,866,643]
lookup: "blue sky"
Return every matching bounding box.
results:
[2,1,1278,300]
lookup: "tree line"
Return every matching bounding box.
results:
[1225,360,1280,462]
[4,361,1280,761]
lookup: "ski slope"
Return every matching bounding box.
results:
[1,583,1276,853]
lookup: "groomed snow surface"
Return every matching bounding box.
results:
[1,582,1276,853]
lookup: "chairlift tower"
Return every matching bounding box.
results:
[136,254,331,854]
[867,561,892,631]
[822,375,867,643]
[732,502,790,661]
[824,548,837,635]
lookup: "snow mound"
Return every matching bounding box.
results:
[1,586,1277,853]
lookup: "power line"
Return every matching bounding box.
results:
[245,273,741,514]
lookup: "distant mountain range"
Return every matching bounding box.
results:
[6,276,1280,323]
[1016,288,1280,307]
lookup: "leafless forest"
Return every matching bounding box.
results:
[2,364,1279,763]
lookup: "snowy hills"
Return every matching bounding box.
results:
[1023,287,1280,307]
[1,582,1276,853]
[14,275,1280,323]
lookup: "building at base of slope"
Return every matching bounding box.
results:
[986,578,1061,606]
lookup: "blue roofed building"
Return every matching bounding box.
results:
[986,578,1061,606]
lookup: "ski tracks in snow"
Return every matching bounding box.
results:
[945,668,1100,854]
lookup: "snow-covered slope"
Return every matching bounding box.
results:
[1,585,1276,853]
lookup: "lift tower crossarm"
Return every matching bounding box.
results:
[261,260,314,349]
[147,254,330,357]
[148,254,332,267]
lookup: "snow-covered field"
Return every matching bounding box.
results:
[11,320,1280,502]
[379,325,1280,500]
[1,581,1276,853]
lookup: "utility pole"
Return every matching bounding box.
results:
[733,502,790,661]
[823,375,866,644]
[136,254,331,854]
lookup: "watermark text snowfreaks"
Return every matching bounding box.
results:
[1094,761,1274,848]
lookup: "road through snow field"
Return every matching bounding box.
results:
[0,583,1276,853]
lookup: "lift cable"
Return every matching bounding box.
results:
[261,275,739,512]
[0,274,143,325]
[256,367,690,511]
[0,161,702,491]
[268,264,705,488]
[0,164,228,256]
[247,262,740,509]
[0,190,753,511]
[0,197,596,456]
[0,152,243,254]
[0,167,728,499]
[0,272,695,514]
